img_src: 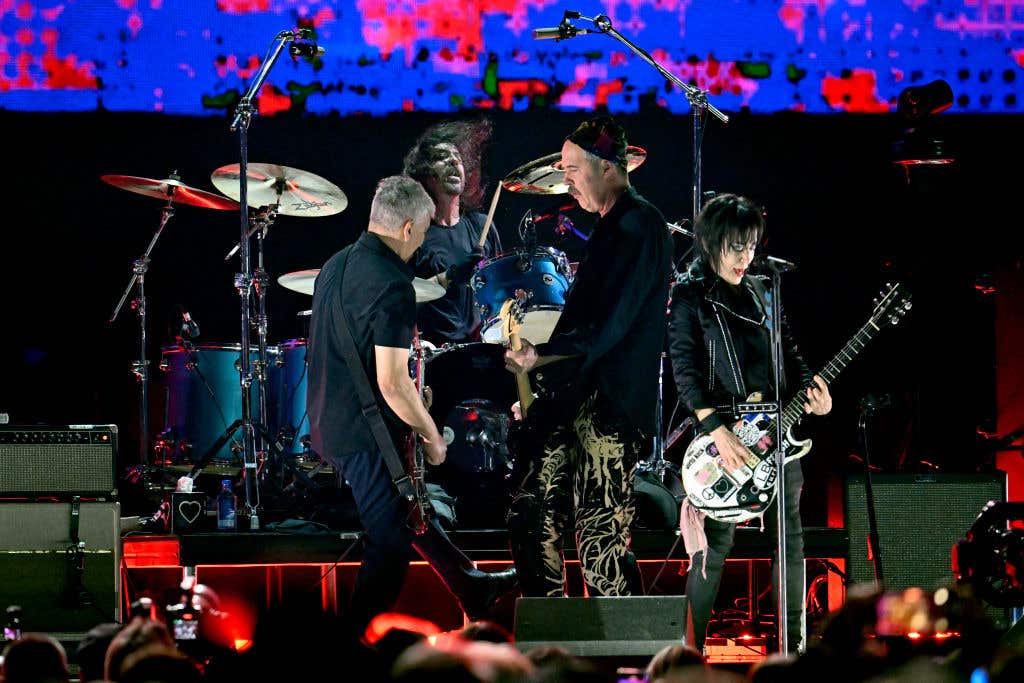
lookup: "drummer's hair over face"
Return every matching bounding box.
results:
[369,175,435,234]
[403,118,493,210]
[694,193,765,272]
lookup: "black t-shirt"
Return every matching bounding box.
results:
[307,232,416,458]
[412,212,502,344]
[717,281,775,396]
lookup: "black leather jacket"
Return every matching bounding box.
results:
[668,267,813,417]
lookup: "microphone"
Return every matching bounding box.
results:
[289,42,325,59]
[754,254,797,272]
[533,23,592,41]
[180,310,200,339]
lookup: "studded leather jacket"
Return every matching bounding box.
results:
[667,267,813,418]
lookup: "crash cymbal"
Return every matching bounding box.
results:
[278,269,446,303]
[277,269,320,295]
[101,174,240,210]
[501,146,647,195]
[211,163,347,217]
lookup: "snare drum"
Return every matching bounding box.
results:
[157,343,280,464]
[471,246,573,344]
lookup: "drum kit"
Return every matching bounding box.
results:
[104,144,656,526]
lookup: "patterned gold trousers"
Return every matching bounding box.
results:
[507,392,646,597]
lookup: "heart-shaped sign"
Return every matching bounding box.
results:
[178,499,202,525]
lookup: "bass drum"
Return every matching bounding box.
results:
[422,342,518,528]
[156,343,280,465]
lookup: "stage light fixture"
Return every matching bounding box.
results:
[892,79,956,168]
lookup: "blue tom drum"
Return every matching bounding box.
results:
[470,246,573,344]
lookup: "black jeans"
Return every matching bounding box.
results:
[685,460,806,651]
[330,449,414,632]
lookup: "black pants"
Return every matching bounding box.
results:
[508,392,645,597]
[330,448,415,632]
[685,460,806,651]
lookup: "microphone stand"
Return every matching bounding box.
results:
[571,14,727,481]
[570,13,729,220]
[858,396,890,590]
[110,189,178,466]
[765,257,792,654]
[227,29,300,529]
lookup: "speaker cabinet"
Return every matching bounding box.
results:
[0,425,118,497]
[844,472,1008,626]
[513,595,687,657]
[0,501,121,635]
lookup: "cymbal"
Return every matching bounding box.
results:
[278,269,446,303]
[210,163,347,217]
[501,146,647,195]
[277,269,320,295]
[101,174,240,210]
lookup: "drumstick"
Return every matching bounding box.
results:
[477,183,502,249]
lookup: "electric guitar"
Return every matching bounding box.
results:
[681,283,912,523]
[405,329,432,534]
[500,298,535,419]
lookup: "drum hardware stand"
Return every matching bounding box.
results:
[185,417,321,496]
[227,27,316,528]
[110,183,180,467]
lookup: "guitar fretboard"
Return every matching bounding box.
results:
[780,318,882,432]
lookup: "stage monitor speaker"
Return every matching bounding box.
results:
[844,472,1009,627]
[513,595,686,657]
[0,501,121,636]
[0,424,118,497]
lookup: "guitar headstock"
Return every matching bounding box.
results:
[870,282,913,328]
[499,298,526,340]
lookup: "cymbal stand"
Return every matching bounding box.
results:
[110,188,178,466]
[250,205,278,477]
[228,27,309,527]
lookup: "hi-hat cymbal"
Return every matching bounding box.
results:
[501,146,647,195]
[278,269,446,303]
[101,174,240,210]
[211,163,347,217]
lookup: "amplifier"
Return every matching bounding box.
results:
[0,500,121,635]
[844,472,1009,627]
[0,424,118,498]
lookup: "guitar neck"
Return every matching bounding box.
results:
[781,318,882,432]
[509,332,534,416]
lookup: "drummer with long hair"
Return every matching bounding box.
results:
[403,117,503,345]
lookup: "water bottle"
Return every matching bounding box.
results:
[216,479,236,530]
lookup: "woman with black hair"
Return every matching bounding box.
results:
[667,193,833,653]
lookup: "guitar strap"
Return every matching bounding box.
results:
[332,249,417,503]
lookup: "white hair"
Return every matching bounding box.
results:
[369,175,435,234]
